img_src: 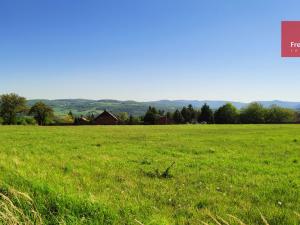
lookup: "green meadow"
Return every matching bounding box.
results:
[0,125,299,224]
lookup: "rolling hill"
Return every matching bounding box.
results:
[27,99,300,116]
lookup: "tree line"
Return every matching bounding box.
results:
[142,103,299,124]
[0,93,299,125]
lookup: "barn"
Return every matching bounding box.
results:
[93,110,119,125]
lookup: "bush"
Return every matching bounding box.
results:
[52,115,74,125]
[25,117,37,125]
[16,117,28,125]
[16,117,37,125]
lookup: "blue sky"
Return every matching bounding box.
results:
[0,0,299,101]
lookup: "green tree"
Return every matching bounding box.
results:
[68,110,74,119]
[189,104,198,122]
[0,93,27,124]
[29,102,54,125]
[143,106,159,124]
[214,103,239,124]
[181,107,188,123]
[296,111,300,123]
[240,102,266,124]
[265,105,296,123]
[118,112,129,124]
[166,112,173,121]
[86,113,95,121]
[198,103,214,123]
[158,109,165,116]
[173,109,184,124]
[181,104,196,123]
[128,115,141,125]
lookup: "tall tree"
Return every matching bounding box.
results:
[0,93,27,124]
[214,103,239,124]
[68,110,74,119]
[181,107,188,123]
[143,106,159,124]
[173,109,184,124]
[166,112,173,120]
[240,102,266,124]
[188,104,197,122]
[128,115,134,125]
[29,101,54,125]
[198,103,214,123]
[181,105,196,123]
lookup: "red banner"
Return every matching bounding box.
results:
[281,21,300,57]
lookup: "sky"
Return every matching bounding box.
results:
[0,0,300,102]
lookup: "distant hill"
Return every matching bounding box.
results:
[27,99,300,116]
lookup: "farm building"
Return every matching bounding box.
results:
[75,116,90,125]
[93,110,119,125]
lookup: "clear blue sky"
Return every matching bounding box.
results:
[0,0,299,102]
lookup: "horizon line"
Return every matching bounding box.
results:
[26,98,300,104]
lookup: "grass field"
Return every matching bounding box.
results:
[0,125,299,224]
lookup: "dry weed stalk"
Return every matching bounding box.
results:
[0,188,42,225]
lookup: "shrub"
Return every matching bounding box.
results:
[52,115,74,125]
[15,117,37,125]
[25,117,37,125]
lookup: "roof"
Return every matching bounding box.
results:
[79,116,89,122]
[95,110,119,121]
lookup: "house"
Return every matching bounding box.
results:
[75,116,90,125]
[93,110,119,125]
